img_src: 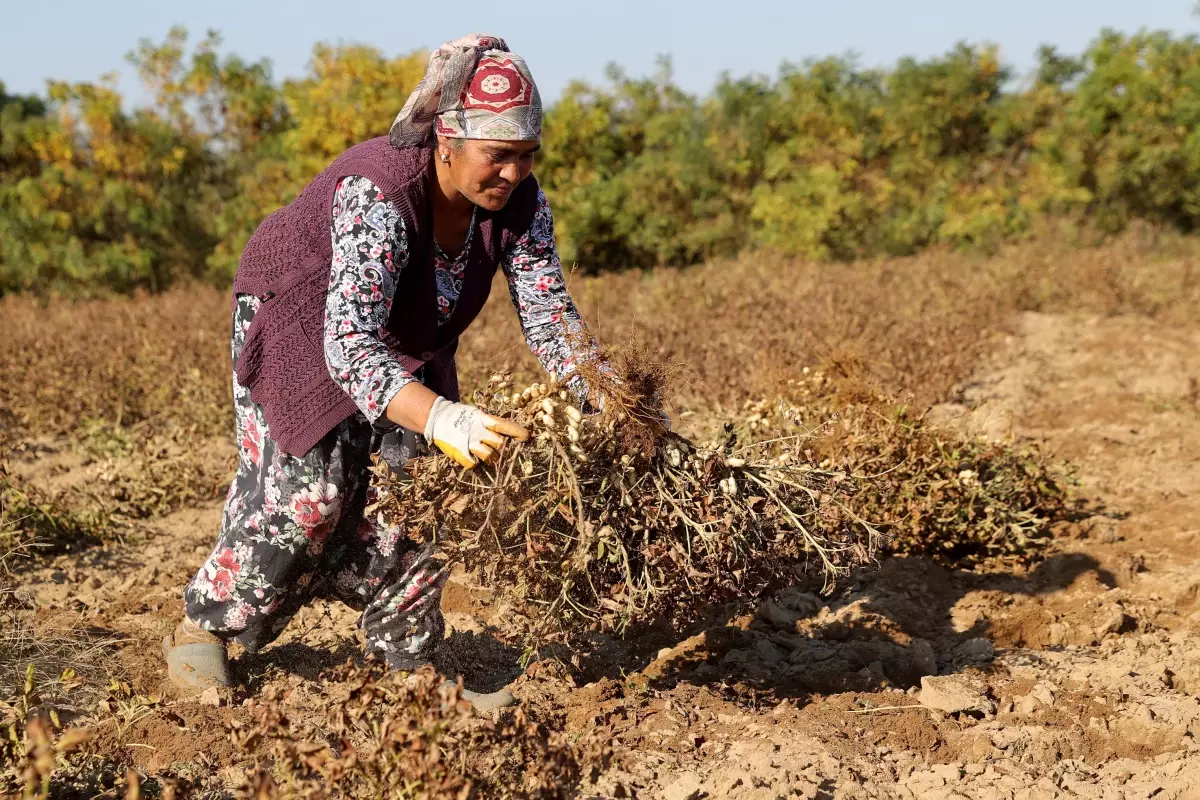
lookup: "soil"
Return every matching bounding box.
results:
[10,310,1200,799]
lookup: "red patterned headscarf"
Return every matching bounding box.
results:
[389,33,543,147]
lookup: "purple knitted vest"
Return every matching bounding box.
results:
[232,137,540,456]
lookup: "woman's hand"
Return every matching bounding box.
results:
[424,397,529,468]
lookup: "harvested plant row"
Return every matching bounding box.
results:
[379,363,883,653]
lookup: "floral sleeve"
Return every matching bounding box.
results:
[500,189,602,400]
[324,175,416,424]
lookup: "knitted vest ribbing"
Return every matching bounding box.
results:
[231,137,539,456]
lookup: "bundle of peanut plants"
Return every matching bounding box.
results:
[377,350,882,653]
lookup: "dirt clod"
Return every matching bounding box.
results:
[919,675,995,716]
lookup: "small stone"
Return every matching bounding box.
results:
[904,772,945,789]
[1098,608,1133,635]
[776,589,822,618]
[929,763,963,782]
[1015,695,1040,715]
[1030,682,1056,707]
[662,771,703,800]
[1148,663,1174,689]
[991,728,1029,750]
[720,775,743,793]
[792,644,835,664]
[1047,622,1070,646]
[754,638,785,665]
[954,638,995,662]
[1087,516,1122,543]
[198,687,221,707]
[919,675,994,716]
[910,639,937,676]
[821,622,851,641]
[758,599,801,631]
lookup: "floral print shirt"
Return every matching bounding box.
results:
[323,176,592,425]
[432,206,477,325]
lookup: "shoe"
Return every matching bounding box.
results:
[442,680,516,713]
[162,618,232,692]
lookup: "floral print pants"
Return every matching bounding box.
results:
[184,295,447,670]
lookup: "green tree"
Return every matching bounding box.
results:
[5,26,1200,294]
[0,73,214,294]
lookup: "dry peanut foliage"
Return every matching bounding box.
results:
[1,665,96,800]
[832,411,1078,566]
[233,664,607,799]
[724,380,1082,569]
[377,346,882,653]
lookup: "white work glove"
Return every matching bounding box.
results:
[424,397,529,469]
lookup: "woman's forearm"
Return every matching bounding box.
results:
[500,189,598,400]
[325,176,424,425]
[385,381,440,433]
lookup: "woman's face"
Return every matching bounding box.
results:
[442,138,540,211]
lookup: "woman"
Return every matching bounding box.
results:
[163,34,622,711]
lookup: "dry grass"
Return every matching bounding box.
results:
[3,230,1195,449]
[0,458,113,556]
[1,231,1188,571]
[0,445,123,799]
[0,490,117,699]
[0,230,1193,796]
[0,286,230,439]
[63,428,233,525]
[458,227,1200,412]
[0,671,95,800]
[0,531,107,799]
[233,664,608,799]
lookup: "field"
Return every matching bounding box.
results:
[3,230,1200,798]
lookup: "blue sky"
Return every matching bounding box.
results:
[2,0,1196,103]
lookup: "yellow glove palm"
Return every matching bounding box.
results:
[424,397,529,469]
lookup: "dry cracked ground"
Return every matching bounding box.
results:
[10,309,1200,799]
